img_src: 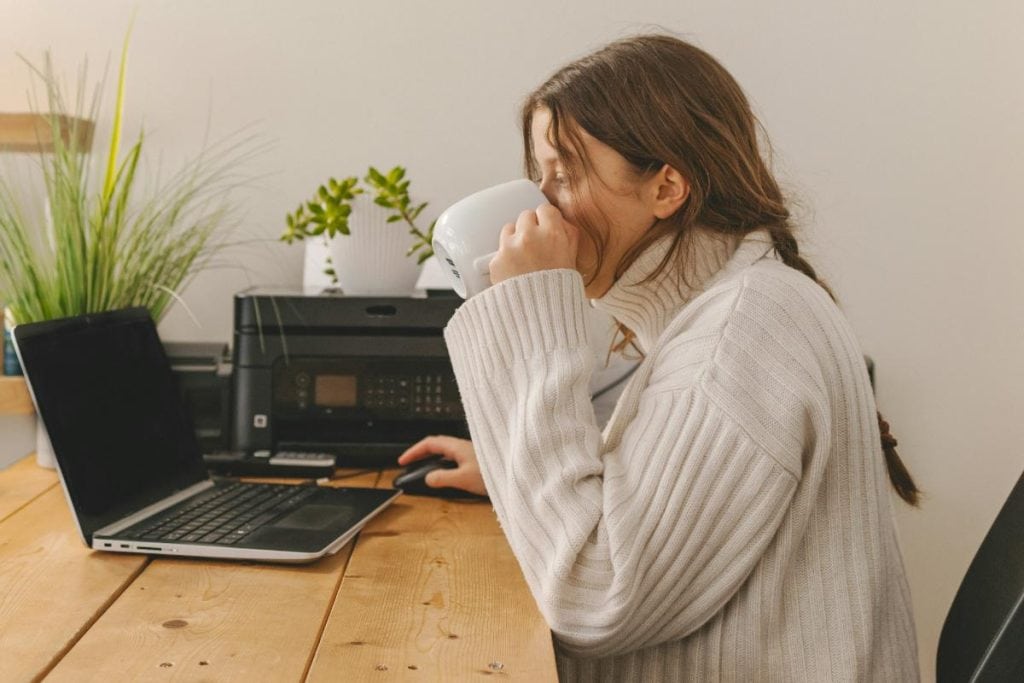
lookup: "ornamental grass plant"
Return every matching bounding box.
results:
[0,35,259,326]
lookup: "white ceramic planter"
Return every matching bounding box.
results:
[326,193,422,297]
[302,237,335,294]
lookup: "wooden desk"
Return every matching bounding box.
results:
[0,457,557,681]
[0,376,34,416]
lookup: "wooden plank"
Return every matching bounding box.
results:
[0,113,95,153]
[363,469,504,536]
[0,454,56,523]
[45,470,382,682]
[0,376,34,416]
[0,487,148,683]
[307,470,558,681]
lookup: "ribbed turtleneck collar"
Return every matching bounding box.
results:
[591,228,775,354]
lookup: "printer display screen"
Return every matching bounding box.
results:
[315,374,358,407]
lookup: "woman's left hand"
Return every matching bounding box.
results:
[488,204,580,285]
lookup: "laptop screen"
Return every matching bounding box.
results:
[14,308,209,541]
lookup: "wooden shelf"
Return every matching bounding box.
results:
[0,113,94,153]
[0,376,34,416]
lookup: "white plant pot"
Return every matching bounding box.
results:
[326,193,422,297]
[35,418,56,469]
[302,237,335,294]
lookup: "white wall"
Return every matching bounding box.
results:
[2,1,1022,677]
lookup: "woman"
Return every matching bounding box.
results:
[400,34,920,681]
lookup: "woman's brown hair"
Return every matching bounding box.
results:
[522,34,919,506]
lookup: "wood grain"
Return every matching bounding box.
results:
[307,470,558,681]
[0,454,56,523]
[0,113,95,153]
[0,376,33,416]
[368,469,504,536]
[45,471,382,682]
[0,487,148,683]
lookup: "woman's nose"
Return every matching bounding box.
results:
[537,181,559,208]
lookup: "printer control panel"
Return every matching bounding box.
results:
[273,357,463,421]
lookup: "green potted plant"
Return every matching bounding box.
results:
[0,38,257,466]
[280,165,435,296]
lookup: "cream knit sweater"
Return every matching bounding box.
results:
[443,229,920,682]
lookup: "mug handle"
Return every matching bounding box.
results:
[471,251,499,276]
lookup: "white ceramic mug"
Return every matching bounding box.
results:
[432,179,549,298]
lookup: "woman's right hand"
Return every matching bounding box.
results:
[397,435,487,496]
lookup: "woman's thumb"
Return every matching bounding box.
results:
[424,467,457,489]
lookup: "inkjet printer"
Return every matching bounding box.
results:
[231,288,469,467]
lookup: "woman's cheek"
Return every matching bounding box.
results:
[574,230,600,276]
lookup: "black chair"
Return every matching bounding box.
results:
[936,469,1024,681]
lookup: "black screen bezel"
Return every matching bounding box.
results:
[13,308,209,543]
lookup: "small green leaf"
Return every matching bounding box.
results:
[386,215,402,223]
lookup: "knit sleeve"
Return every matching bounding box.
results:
[444,269,801,658]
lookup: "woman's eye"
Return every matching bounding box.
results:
[539,173,570,192]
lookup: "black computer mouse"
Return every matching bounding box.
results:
[393,455,485,499]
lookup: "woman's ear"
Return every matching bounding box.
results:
[650,164,690,219]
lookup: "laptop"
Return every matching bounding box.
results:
[12,307,401,563]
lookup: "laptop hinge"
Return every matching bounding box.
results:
[95,480,216,538]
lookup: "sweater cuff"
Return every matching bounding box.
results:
[444,269,591,378]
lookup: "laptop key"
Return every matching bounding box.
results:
[198,531,228,544]
[222,522,260,543]
[248,511,282,529]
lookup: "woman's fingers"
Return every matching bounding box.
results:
[425,459,488,496]
[516,208,539,232]
[396,434,467,466]
[397,435,487,496]
[489,205,578,284]
[536,204,579,250]
[397,435,445,466]
[424,466,464,489]
[497,221,516,253]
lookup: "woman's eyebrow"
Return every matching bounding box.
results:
[533,154,559,169]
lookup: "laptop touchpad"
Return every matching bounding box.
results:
[273,505,354,530]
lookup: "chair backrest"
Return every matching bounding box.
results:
[936,469,1024,682]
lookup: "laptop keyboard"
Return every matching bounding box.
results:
[120,482,319,546]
